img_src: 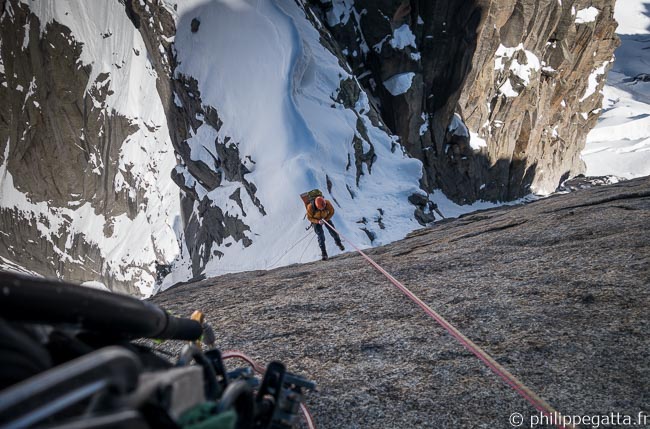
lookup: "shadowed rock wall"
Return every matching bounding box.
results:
[309,0,619,203]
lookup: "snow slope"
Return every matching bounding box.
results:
[582,0,650,178]
[160,0,546,290]
[162,0,426,285]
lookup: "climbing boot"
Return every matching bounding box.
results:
[321,252,328,261]
[337,242,345,251]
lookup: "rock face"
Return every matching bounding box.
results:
[309,0,619,202]
[151,176,650,428]
[1,2,137,294]
[0,0,268,293]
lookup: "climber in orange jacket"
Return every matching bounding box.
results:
[306,196,345,260]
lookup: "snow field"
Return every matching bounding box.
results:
[582,0,650,179]
[166,0,425,284]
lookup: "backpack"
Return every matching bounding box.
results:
[300,189,323,207]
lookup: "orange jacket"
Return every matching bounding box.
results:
[306,200,335,224]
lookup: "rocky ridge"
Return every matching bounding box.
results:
[152,176,649,428]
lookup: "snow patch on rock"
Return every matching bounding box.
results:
[389,24,417,50]
[575,7,600,24]
[383,72,415,96]
[494,44,541,97]
[579,61,609,102]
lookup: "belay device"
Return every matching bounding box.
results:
[0,272,315,429]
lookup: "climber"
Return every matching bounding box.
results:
[306,196,345,260]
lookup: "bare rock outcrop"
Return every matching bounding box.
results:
[309,0,619,203]
[151,176,650,428]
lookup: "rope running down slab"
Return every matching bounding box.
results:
[322,219,571,429]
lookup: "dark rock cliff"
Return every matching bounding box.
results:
[309,0,619,203]
[151,176,650,428]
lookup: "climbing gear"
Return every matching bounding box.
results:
[265,230,313,270]
[321,220,573,429]
[314,196,326,210]
[221,351,316,429]
[0,272,315,429]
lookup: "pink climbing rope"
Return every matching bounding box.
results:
[322,220,571,429]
